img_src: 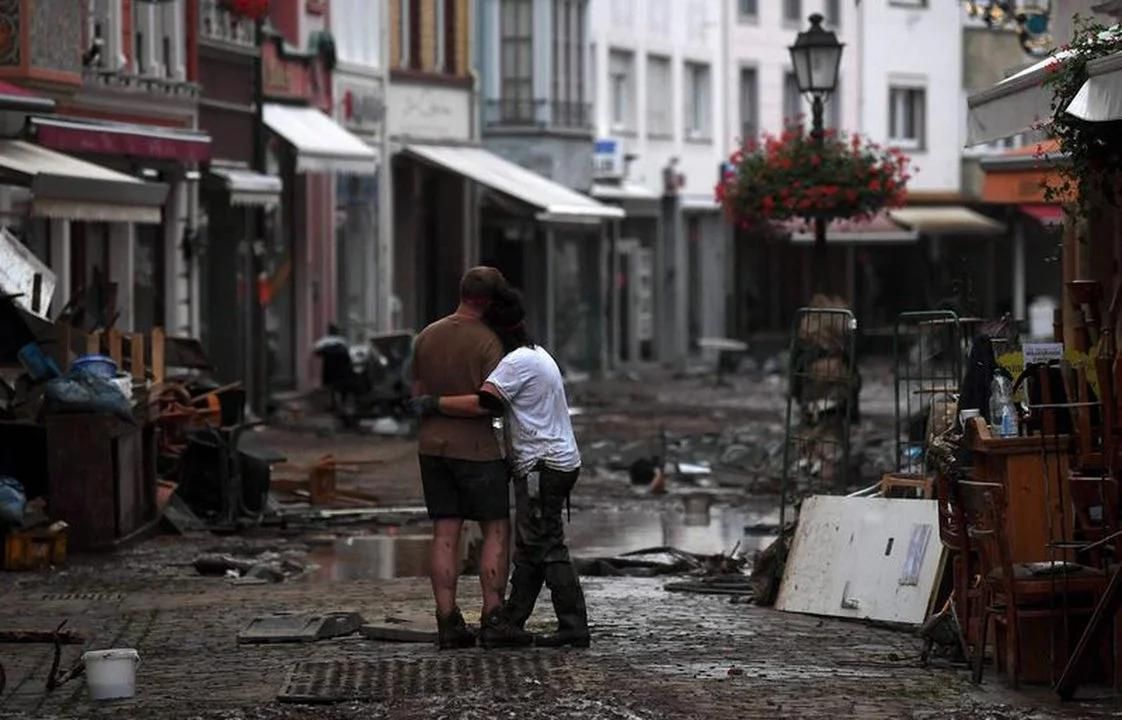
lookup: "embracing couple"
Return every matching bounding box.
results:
[410,266,588,650]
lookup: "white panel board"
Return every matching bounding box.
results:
[0,227,56,319]
[775,495,944,625]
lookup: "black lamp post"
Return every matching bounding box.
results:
[788,13,843,292]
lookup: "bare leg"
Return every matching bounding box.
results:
[431,518,464,617]
[478,518,511,615]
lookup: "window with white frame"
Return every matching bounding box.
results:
[646,55,672,138]
[500,0,533,121]
[738,0,757,22]
[739,66,758,142]
[398,0,410,67]
[334,0,381,68]
[609,48,636,132]
[684,61,711,140]
[783,71,804,126]
[86,0,122,71]
[824,0,841,27]
[553,0,587,127]
[129,0,184,78]
[434,0,445,72]
[784,0,801,23]
[889,86,926,148]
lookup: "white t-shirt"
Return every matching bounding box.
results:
[485,346,581,478]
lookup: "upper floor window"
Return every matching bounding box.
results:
[889,0,927,6]
[608,49,636,132]
[684,61,711,141]
[398,0,411,67]
[784,0,802,23]
[738,0,758,23]
[647,55,672,138]
[128,0,184,78]
[435,0,446,72]
[553,0,588,128]
[824,0,841,27]
[889,86,926,149]
[334,0,382,68]
[500,0,533,121]
[739,66,758,142]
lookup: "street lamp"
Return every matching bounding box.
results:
[788,13,843,290]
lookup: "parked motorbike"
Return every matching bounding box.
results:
[314,329,413,427]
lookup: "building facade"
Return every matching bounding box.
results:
[0,0,207,340]
[589,0,728,367]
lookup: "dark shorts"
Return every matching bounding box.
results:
[419,455,510,522]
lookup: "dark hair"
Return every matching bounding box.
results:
[484,287,535,353]
[460,266,507,303]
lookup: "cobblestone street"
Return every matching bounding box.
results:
[3,370,1122,719]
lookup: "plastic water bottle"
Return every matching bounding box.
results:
[990,374,1018,438]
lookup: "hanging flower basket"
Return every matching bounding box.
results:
[1040,18,1122,220]
[716,123,912,232]
[221,0,270,21]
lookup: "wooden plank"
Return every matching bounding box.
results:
[129,333,146,381]
[107,329,123,367]
[86,330,101,355]
[151,327,166,384]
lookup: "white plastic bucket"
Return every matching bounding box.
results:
[83,648,140,701]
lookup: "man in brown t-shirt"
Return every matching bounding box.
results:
[411,266,529,649]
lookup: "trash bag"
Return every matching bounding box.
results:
[43,372,134,423]
[0,477,26,527]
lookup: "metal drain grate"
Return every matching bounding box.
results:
[279,655,575,704]
[40,592,123,602]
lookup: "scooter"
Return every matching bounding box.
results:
[314,330,414,428]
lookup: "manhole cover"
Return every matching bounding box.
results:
[279,655,575,704]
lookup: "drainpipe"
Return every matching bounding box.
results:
[378,0,393,330]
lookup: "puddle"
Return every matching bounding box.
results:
[304,500,778,581]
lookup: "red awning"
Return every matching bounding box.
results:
[31,117,211,164]
[784,211,918,244]
[0,81,55,112]
[1020,203,1063,226]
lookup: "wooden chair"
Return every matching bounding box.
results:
[935,471,981,655]
[1068,474,1121,568]
[959,479,1106,688]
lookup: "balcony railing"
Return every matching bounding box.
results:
[484,99,592,132]
[200,0,258,49]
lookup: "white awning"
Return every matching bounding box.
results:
[406,144,623,222]
[889,206,1006,236]
[966,51,1077,146]
[591,182,660,202]
[209,166,282,208]
[264,104,378,175]
[0,140,167,224]
[1066,49,1122,121]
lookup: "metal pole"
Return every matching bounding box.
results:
[812,94,826,294]
[251,17,267,416]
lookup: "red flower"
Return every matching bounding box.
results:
[223,0,270,20]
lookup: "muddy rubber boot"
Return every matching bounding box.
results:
[503,563,545,629]
[479,608,534,649]
[436,607,476,650]
[536,563,590,648]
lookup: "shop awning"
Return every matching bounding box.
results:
[208,166,282,208]
[979,140,1069,204]
[0,82,54,113]
[966,50,1074,146]
[889,206,1005,236]
[31,116,211,163]
[1021,203,1063,226]
[0,140,167,224]
[786,212,918,245]
[406,144,624,223]
[1066,49,1122,121]
[263,103,377,175]
[590,182,660,202]
[681,195,721,212]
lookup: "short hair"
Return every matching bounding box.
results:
[460,266,507,303]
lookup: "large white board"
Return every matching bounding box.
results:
[776,495,945,625]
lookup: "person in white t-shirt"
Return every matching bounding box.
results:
[412,287,589,648]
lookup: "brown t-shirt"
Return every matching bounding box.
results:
[412,314,504,461]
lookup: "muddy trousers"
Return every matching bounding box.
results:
[503,466,587,636]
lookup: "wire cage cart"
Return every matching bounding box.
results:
[779,307,859,530]
[891,311,965,486]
